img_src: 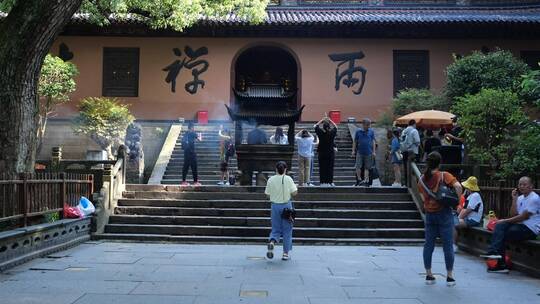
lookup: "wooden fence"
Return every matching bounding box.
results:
[0,173,93,227]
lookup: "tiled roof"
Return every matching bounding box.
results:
[66,6,540,26]
[2,5,540,27]
[200,7,540,25]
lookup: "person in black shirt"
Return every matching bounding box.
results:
[423,129,441,159]
[314,116,338,187]
[181,122,201,186]
[445,117,464,146]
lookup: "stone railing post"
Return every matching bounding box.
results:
[103,164,113,209]
[51,146,62,171]
[117,144,128,185]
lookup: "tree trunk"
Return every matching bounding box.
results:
[0,0,82,174]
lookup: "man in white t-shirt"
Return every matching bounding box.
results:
[481,176,540,273]
[454,176,484,252]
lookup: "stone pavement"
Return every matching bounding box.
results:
[0,242,539,304]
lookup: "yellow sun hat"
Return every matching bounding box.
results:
[462,176,480,192]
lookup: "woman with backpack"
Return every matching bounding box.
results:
[418,152,462,286]
[218,125,234,186]
[265,161,298,261]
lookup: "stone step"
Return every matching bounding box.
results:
[104,224,425,238]
[114,207,421,219]
[117,198,417,210]
[164,165,357,171]
[108,215,424,228]
[161,174,359,180]
[124,185,408,193]
[161,171,359,178]
[159,180,359,186]
[94,233,425,245]
[123,191,411,201]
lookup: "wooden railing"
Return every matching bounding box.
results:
[0,173,93,227]
[409,162,540,219]
[35,160,116,194]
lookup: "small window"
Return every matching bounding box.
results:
[102,48,139,97]
[393,50,430,95]
[521,51,540,70]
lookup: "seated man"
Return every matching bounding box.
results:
[481,176,540,273]
[453,176,483,252]
[247,125,268,144]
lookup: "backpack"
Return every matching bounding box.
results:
[225,139,235,157]
[419,171,459,208]
[400,128,416,152]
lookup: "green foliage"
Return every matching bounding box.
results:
[44,211,60,223]
[36,54,78,153]
[78,0,268,31]
[392,88,447,116]
[500,124,540,179]
[376,110,394,128]
[452,89,529,177]
[73,97,134,158]
[0,0,16,13]
[39,54,78,106]
[445,50,530,104]
[519,69,540,108]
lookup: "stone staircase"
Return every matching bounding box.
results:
[97,184,425,245]
[160,122,358,186]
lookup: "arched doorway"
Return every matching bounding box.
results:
[231,44,301,110]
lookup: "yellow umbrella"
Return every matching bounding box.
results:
[394,110,456,128]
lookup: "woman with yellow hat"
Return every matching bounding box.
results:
[454,176,484,252]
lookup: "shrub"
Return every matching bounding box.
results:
[452,89,528,177]
[445,50,530,105]
[500,124,540,179]
[37,54,78,152]
[376,109,394,127]
[520,69,540,108]
[392,88,447,116]
[73,97,134,159]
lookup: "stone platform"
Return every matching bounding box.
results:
[1,242,539,304]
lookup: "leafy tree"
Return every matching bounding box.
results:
[392,88,447,116]
[37,54,79,154]
[452,89,528,177]
[0,0,268,174]
[445,50,530,105]
[501,124,540,179]
[519,69,540,108]
[73,97,134,159]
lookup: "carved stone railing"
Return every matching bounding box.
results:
[92,148,127,234]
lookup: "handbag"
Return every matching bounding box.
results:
[281,207,296,221]
[419,171,459,208]
[280,175,296,221]
[395,151,403,161]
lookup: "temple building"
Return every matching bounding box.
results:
[50,0,540,122]
[37,0,540,174]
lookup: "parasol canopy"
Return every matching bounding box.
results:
[394,110,455,128]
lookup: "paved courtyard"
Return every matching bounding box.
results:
[0,242,539,304]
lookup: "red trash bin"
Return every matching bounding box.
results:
[197,110,208,124]
[329,110,341,124]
